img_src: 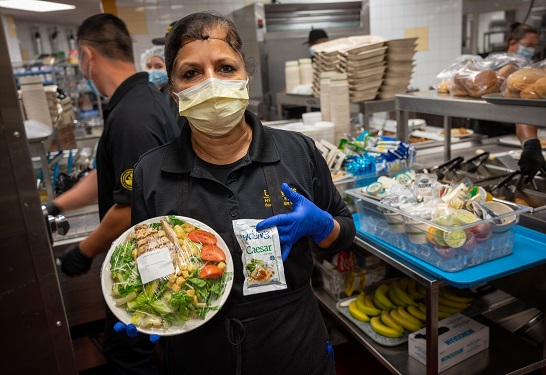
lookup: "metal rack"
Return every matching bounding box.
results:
[315,232,546,375]
[395,91,546,161]
[315,94,546,374]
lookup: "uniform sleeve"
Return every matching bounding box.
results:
[106,89,176,205]
[311,143,356,254]
[131,163,149,226]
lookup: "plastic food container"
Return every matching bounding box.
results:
[314,260,386,300]
[334,168,414,213]
[345,188,532,272]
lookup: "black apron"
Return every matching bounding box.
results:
[164,164,335,375]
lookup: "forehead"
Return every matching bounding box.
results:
[147,56,164,64]
[176,29,242,63]
[521,33,539,43]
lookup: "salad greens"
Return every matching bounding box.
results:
[109,218,231,330]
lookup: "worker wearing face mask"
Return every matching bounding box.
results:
[141,46,168,91]
[304,28,329,59]
[508,23,545,182]
[474,23,544,182]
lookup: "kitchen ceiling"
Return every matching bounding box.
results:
[0,0,102,25]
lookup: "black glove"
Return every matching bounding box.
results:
[58,244,93,276]
[43,201,60,216]
[519,139,546,182]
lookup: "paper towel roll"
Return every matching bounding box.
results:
[20,76,53,129]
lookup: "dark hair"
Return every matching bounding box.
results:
[165,11,249,88]
[77,13,134,63]
[509,22,538,43]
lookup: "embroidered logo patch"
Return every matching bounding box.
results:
[262,187,295,208]
[120,168,133,190]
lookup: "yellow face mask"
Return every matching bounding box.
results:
[175,77,249,136]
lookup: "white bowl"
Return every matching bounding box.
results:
[483,201,517,233]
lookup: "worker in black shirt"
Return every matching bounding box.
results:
[43,14,179,375]
[128,12,355,374]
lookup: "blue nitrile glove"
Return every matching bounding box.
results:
[113,322,161,343]
[57,244,93,276]
[256,183,334,261]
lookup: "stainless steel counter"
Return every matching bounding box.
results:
[396,91,546,160]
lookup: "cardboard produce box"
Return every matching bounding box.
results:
[408,313,489,372]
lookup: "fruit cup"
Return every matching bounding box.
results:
[383,210,406,234]
[403,217,429,244]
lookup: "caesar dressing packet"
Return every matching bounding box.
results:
[232,219,287,296]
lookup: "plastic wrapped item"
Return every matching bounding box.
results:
[502,59,546,99]
[102,216,233,335]
[434,55,483,94]
[435,54,527,96]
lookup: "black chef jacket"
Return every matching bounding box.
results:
[131,110,355,374]
[96,72,179,220]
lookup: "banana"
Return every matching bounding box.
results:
[407,305,427,322]
[391,279,418,307]
[438,296,470,310]
[348,301,370,322]
[418,302,452,320]
[388,287,407,307]
[441,289,472,304]
[399,277,409,291]
[390,309,422,332]
[356,293,381,316]
[373,294,390,311]
[364,294,377,309]
[374,284,395,309]
[370,316,403,338]
[438,303,467,315]
[397,306,424,328]
[416,282,427,297]
[381,310,404,334]
[407,278,425,300]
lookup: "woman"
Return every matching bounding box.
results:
[140,45,169,91]
[131,12,355,375]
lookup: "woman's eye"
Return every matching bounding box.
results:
[183,70,197,79]
[219,65,234,74]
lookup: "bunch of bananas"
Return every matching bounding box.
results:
[347,277,472,339]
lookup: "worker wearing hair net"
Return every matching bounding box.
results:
[140,45,181,123]
[140,46,168,91]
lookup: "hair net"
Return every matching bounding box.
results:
[140,46,165,70]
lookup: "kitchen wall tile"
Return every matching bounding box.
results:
[371,0,462,91]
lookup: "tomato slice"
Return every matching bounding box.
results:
[199,264,223,279]
[188,230,217,245]
[200,244,226,262]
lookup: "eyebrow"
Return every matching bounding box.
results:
[177,57,240,69]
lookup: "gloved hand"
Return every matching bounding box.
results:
[113,322,161,344]
[519,139,546,182]
[43,201,60,216]
[256,183,334,261]
[57,244,93,276]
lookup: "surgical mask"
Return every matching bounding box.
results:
[175,77,249,136]
[517,44,535,61]
[80,51,102,97]
[309,48,315,57]
[148,69,168,88]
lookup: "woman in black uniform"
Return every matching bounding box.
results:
[131,11,355,375]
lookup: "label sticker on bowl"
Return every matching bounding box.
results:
[137,247,175,284]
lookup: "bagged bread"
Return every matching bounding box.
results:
[502,59,546,99]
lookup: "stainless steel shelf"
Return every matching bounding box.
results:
[315,288,546,375]
[395,91,546,160]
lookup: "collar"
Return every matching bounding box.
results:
[106,72,149,111]
[162,111,280,174]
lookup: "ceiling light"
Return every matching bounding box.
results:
[0,0,75,13]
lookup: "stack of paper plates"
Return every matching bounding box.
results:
[378,38,417,99]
